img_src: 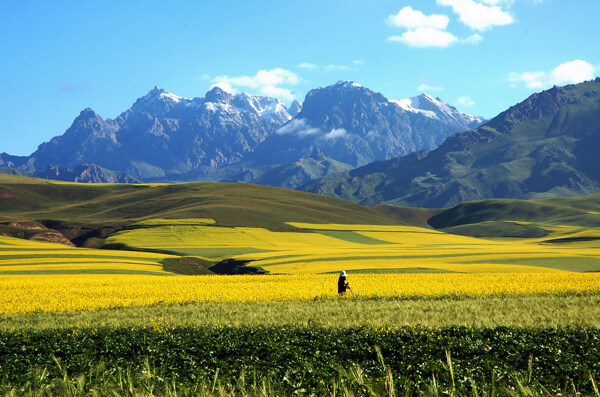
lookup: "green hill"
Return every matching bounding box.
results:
[428,194,600,229]
[372,204,442,228]
[0,174,397,231]
[423,193,600,239]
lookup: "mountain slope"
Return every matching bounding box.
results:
[225,149,354,189]
[302,78,600,207]
[391,93,484,130]
[248,81,484,168]
[36,164,141,183]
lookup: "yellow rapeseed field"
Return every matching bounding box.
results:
[1,273,599,315]
[0,235,172,275]
[3,220,600,315]
[103,221,600,273]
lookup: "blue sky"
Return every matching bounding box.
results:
[1,0,599,156]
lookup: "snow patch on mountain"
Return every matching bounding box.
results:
[390,98,438,118]
[391,93,485,128]
[335,80,363,89]
[159,91,189,103]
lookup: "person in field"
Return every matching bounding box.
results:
[338,271,349,295]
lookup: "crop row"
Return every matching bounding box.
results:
[1,325,598,395]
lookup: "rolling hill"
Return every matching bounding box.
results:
[0,173,398,233]
[428,193,600,231]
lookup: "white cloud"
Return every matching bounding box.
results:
[297,62,353,73]
[417,83,444,92]
[388,27,458,48]
[456,96,476,107]
[324,64,350,72]
[463,33,484,44]
[277,122,349,140]
[256,68,300,86]
[261,85,296,100]
[323,128,347,140]
[480,0,515,5]
[212,68,300,101]
[276,119,321,137]
[212,81,233,93]
[386,5,487,48]
[508,60,597,89]
[352,60,365,65]
[436,0,514,31]
[297,62,318,70]
[386,6,450,30]
[366,130,380,141]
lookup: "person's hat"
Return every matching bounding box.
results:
[340,271,347,277]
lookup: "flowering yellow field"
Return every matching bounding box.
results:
[0,235,172,275]
[106,221,600,273]
[2,272,599,315]
[4,219,600,276]
[3,219,600,315]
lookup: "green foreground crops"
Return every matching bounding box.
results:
[1,325,599,396]
[2,296,600,395]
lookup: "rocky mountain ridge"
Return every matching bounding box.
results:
[1,82,484,186]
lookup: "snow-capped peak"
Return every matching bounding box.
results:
[391,93,485,128]
[159,91,187,103]
[133,86,193,110]
[390,94,437,118]
[334,80,364,89]
[232,92,291,122]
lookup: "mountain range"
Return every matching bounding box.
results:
[302,78,600,207]
[1,82,484,188]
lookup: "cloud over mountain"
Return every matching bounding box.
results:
[509,60,597,89]
[213,68,300,101]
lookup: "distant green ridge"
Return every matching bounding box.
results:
[0,175,398,230]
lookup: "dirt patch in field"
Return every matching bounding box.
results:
[0,192,20,199]
[5,221,46,230]
[29,232,76,247]
[162,257,215,275]
[0,231,26,239]
[38,220,121,247]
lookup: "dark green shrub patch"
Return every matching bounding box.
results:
[0,325,598,395]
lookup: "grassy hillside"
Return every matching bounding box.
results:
[372,204,443,228]
[0,174,397,230]
[302,79,600,208]
[429,194,600,229]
